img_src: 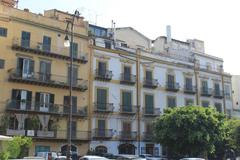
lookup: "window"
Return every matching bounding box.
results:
[202,80,208,91]
[122,91,132,112]
[202,101,209,107]
[224,85,231,99]
[167,74,175,88]
[185,99,194,106]
[9,116,18,130]
[11,89,32,110]
[96,88,107,110]
[63,96,77,113]
[214,83,220,94]
[0,59,5,69]
[123,66,131,80]
[98,61,107,76]
[167,96,176,108]
[185,77,193,90]
[17,57,34,78]
[70,42,78,59]
[145,94,154,114]
[95,146,108,154]
[145,122,153,133]
[105,41,111,49]
[97,119,106,137]
[146,70,153,81]
[21,31,31,48]
[215,103,222,112]
[68,65,78,86]
[122,121,131,132]
[42,36,51,52]
[35,92,54,112]
[0,27,7,37]
[39,61,51,81]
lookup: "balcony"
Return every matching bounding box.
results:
[6,100,88,118]
[95,69,113,81]
[8,69,88,92]
[143,78,158,89]
[92,129,114,139]
[119,131,137,141]
[165,82,180,92]
[201,88,212,97]
[93,102,114,113]
[57,130,90,141]
[6,129,25,136]
[184,85,197,94]
[213,90,224,99]
[12,37,88,64]
[120,105,137,114]
[143,132,154,141]
[6,129,55,138]
[120,73,136,85]
[143,107,161,116]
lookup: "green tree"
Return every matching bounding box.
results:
[153,106,227,159]
[227,119,240,156]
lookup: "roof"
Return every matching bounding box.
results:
[116,27,151,41]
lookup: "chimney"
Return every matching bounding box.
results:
[166,25,172,43]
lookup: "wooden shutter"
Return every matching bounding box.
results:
[35,92,40,110]
[11,89,20,109]
[43,36,51,51]
[68,66,78,86]
[123,122,131,132]
[202,81,208,90]
[29,60,34,75]
[122,91,132,111]
[70,42,78,59]
[26,91,32,110]
[72,96,77,113]
[17,58,24,75]
[146,71,152,81]
[21,31,30,47]
[98,62,106,75]
[185,78,192,89]
[124,66,131,80]
[64,96,69,113]
[145,95,154,113]
[97,89,107,109]
[50,94,54,109]
[215,83,220,93]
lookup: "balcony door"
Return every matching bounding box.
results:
[202,81,208,92]
[122,121,131,138]
[17,58,34,79]
[97,88,107,110]
[167,74,175,88]
[146,70,152,82]
[145,94,154,114]
[98,61,107,76]
[39,61,51,81]
[122,91,132,112]
[11,89,32,110]
[124,66,131,81]
[42,36,51,52]
[35,93,54,112]
[63,96,77,114]
[185,77,193,90]
[214,83,220,94]
[97,119,106,137]
[21,31,30,48]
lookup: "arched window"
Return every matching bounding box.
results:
[118,143,135,155]
[95,146,107,154]
[61,144,77,156]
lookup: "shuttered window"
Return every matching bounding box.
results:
[97,88,107,110]
[0,27,7,37]
[145,94,154,114]
[167,96,176,108]
[21,31,30,48]
[146,70,152,81]
[0,59,5,69]
[64,96,77,113]
[122,91,132,112]
[68,66,78,86]
[202,81,208,91]
[185,77,192,90]
[39,61,51,81]
[98,61,107,76]
[214,83,220,94]
[42,36,51,52]
[124,66,131,80]
[70,42,78,59]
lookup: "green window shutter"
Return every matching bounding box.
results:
[145,95,154,113]
[122,91,132,111]
[146,71,152,81]
[98,62,106,75]
[97,89,107,110]
[70,42,78,59]
[43,36,51,51]
[21,31,31,48]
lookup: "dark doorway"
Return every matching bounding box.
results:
[118,143,135,155]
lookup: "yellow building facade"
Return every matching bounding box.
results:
[0,1,90,156]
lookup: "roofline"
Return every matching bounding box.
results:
[116,27,151,41]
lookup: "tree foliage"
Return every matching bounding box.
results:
[153,106,227,158]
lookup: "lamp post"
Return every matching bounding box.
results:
[64,10,80,160]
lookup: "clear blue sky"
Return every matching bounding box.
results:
[18,0,240,75]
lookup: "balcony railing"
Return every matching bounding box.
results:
[143,107,161,116]
[57,130,90,140]
[143,132,154,141]
[95,69,113,81]
[119,131,137,141]
[165,82,180,92]
[120,105,137,114]
[6,100,88,117]
[120,73,136,85]
[92,129,114,139]
[184,85,196,94]
[12,37,88,63]
[8,69,88,92]
[93,102,114,112]
[201,88,212,97]
[143,78,158,89]
[213,90,224,99]
[6,129,55,138]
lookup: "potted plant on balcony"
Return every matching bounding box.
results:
[27,116,40,136]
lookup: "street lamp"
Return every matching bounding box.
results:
[64,9,80,160]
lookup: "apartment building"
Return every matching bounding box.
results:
[88,25,233,156]
[0,1,90,155]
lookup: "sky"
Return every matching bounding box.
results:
[18,0,240,75]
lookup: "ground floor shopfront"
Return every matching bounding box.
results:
[90,141,161,156]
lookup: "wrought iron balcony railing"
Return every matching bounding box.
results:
[201,88,212,97]
[166,82,180,92]
[119,131,137,140]
[6,100,88,117]
[92,129,114,139]
[143,78,158,89]
[213,90,224,99]
[119,105,137,114]
[95,69,113,81]
[8,69,88,92]
[143,107,161,116]
[184,85,196,94]
[12,37,88,63]
[120,73,136,85]
[93,102,114,112]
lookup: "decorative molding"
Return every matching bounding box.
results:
[119,58,135,64]
[183,72,194,76]
[94,53,111,60]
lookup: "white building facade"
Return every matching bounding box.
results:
[88,24,233,156]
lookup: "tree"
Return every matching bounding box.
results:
[227,119,240,156]
[153,106,227,159]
